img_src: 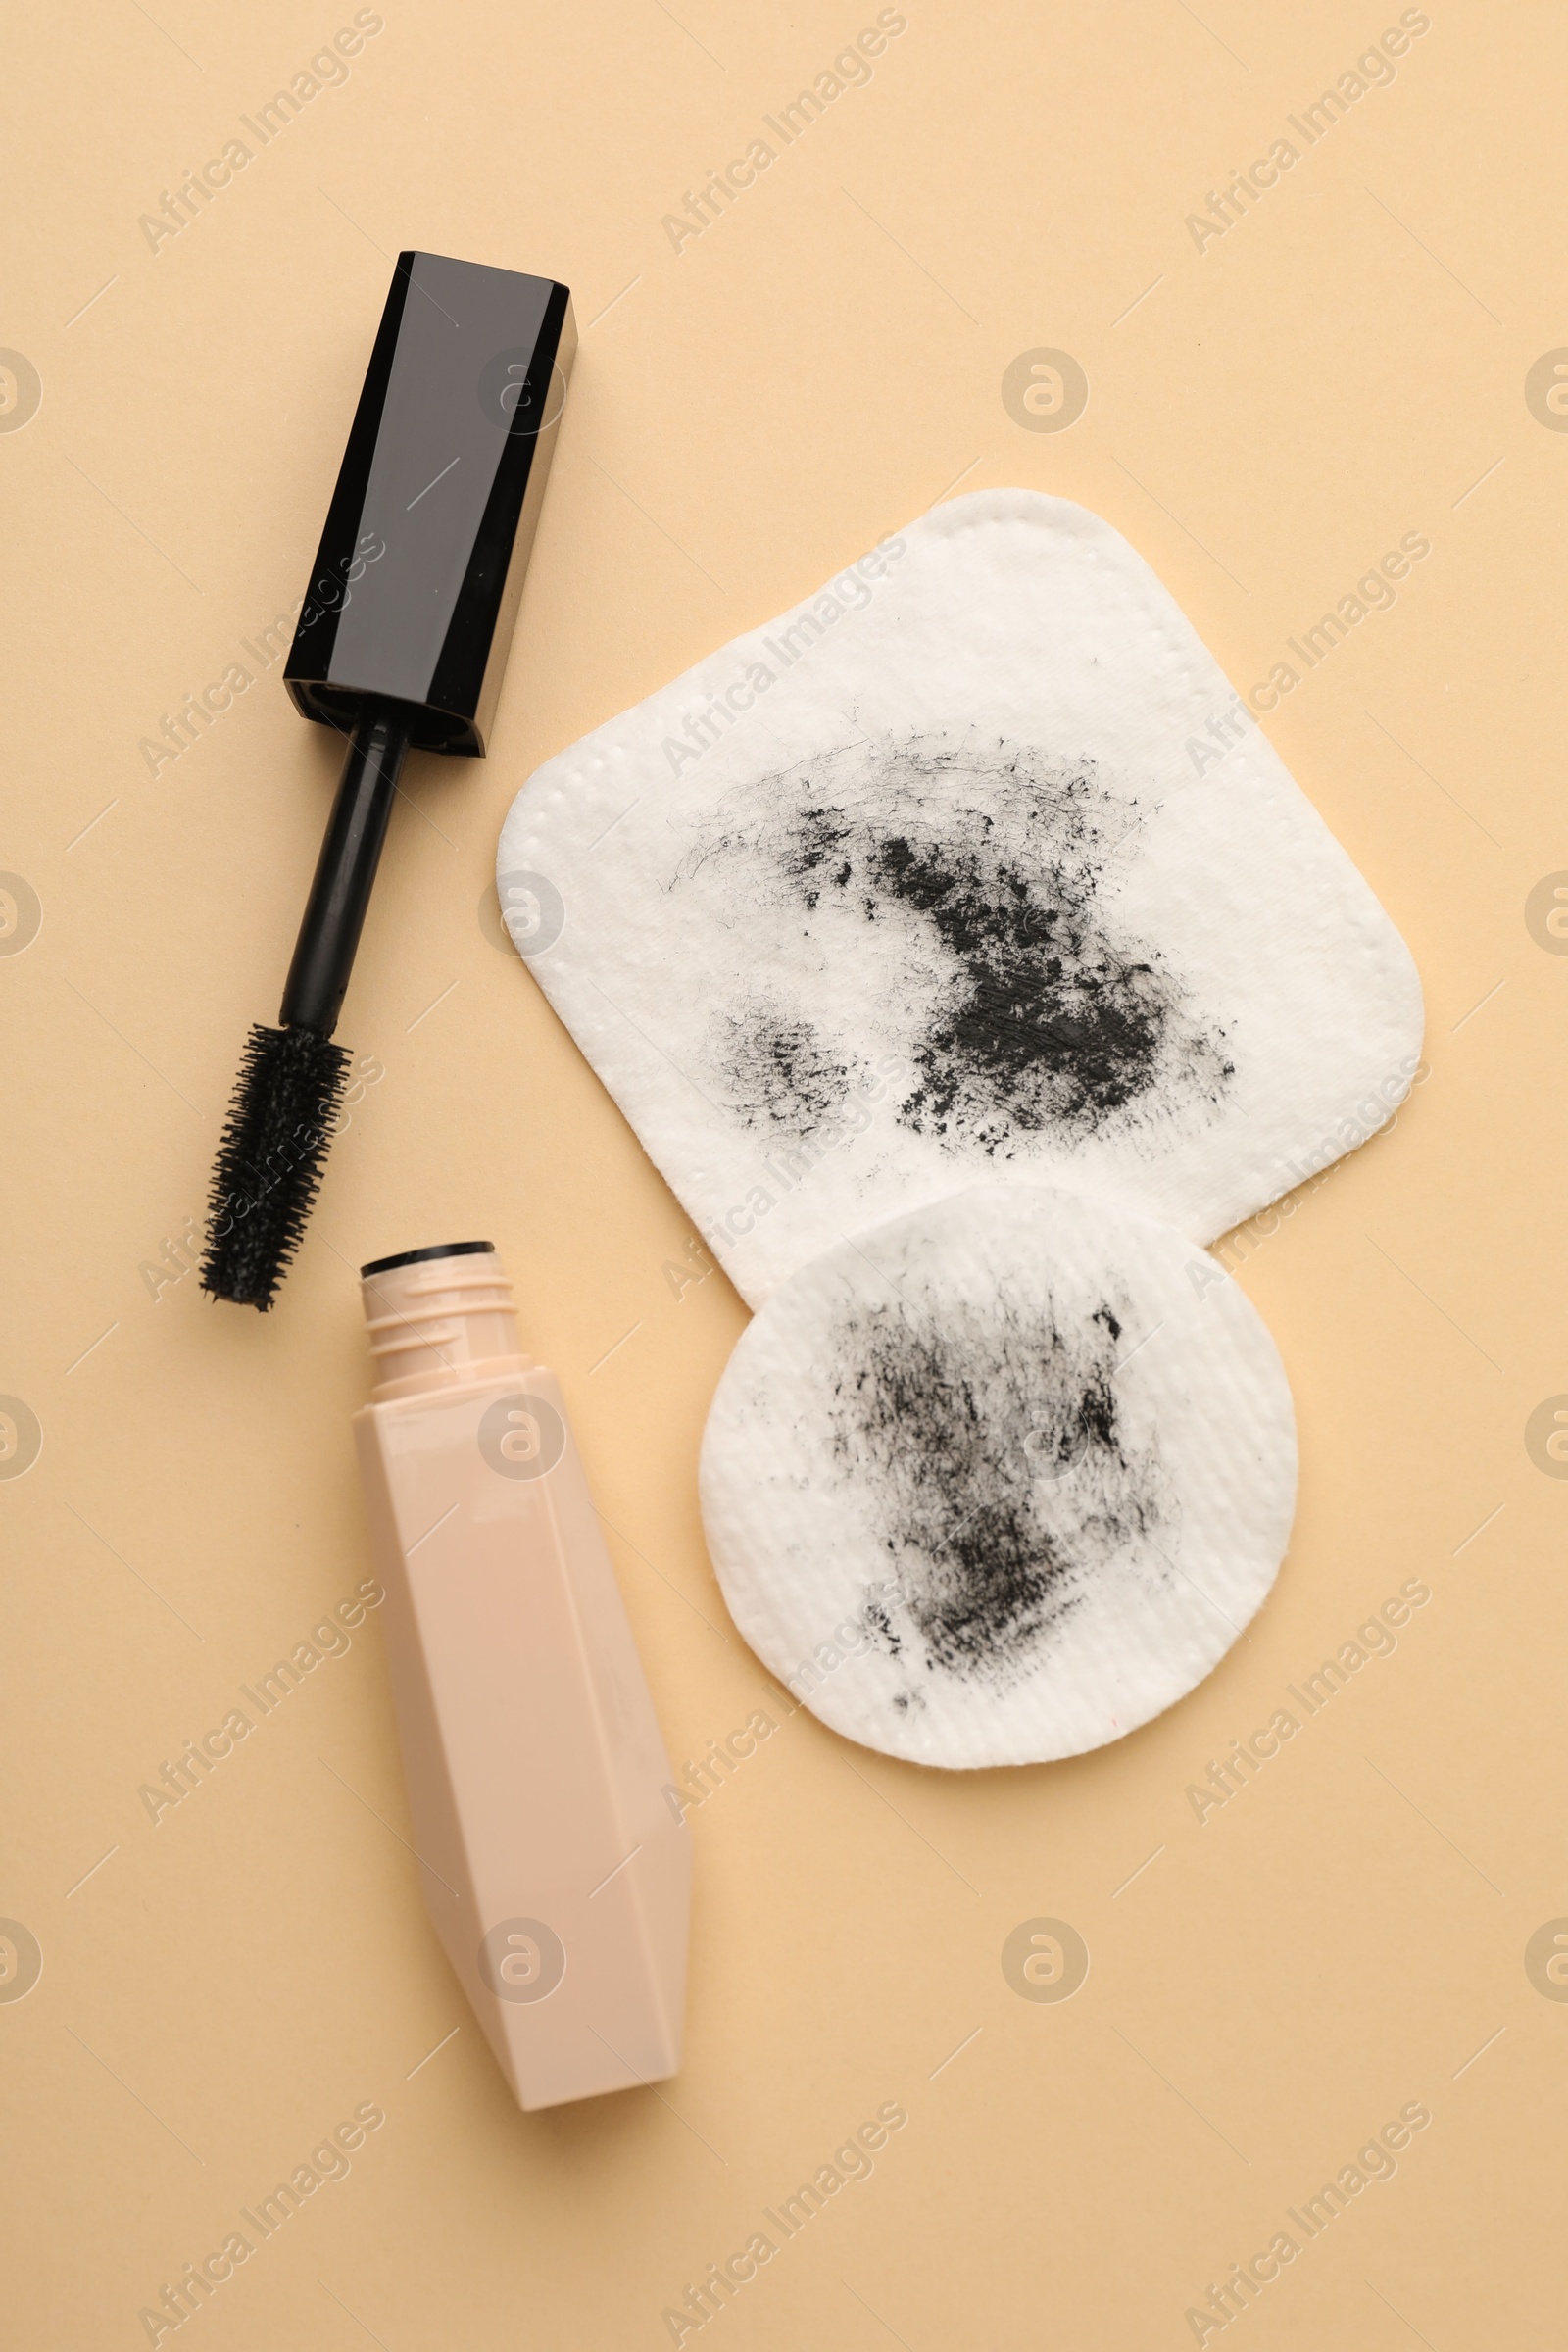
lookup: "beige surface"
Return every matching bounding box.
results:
[3,2,1562,2343]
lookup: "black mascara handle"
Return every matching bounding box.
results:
[279,709,411,1037]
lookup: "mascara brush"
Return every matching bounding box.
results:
[202,249,575,1309]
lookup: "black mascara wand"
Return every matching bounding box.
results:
[204,710,409,1307]
[201,249,575,1309]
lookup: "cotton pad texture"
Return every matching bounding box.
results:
[699,1185,1298,1768]
[498,487,1423,1309]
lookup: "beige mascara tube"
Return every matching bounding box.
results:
[353,1242,691,2110]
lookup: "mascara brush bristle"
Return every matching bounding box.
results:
[202,1024,352,1310]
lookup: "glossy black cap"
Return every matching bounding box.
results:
[360,1240,495,1277]
[284,252,574,758]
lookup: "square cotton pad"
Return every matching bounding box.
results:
[498,488,1423,1308]
[698,1183,1298,1769]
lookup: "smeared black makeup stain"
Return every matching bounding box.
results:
[677,732,1233,1157]
[826,1283,1166,1689]
[706,1001,855,1138]
[863,1589,901,1657]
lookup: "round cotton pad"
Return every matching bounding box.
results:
[699,1184,1297,1769]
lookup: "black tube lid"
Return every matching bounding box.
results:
[361,1240,495,1277]
[285,252,574,757]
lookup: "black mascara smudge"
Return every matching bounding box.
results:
[706,1002,855,1138]
[682,734,1233,1156]
[866,825,1191,1142]
[829,1287,1165,1686]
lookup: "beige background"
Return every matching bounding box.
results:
[5,1,1564,2343]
